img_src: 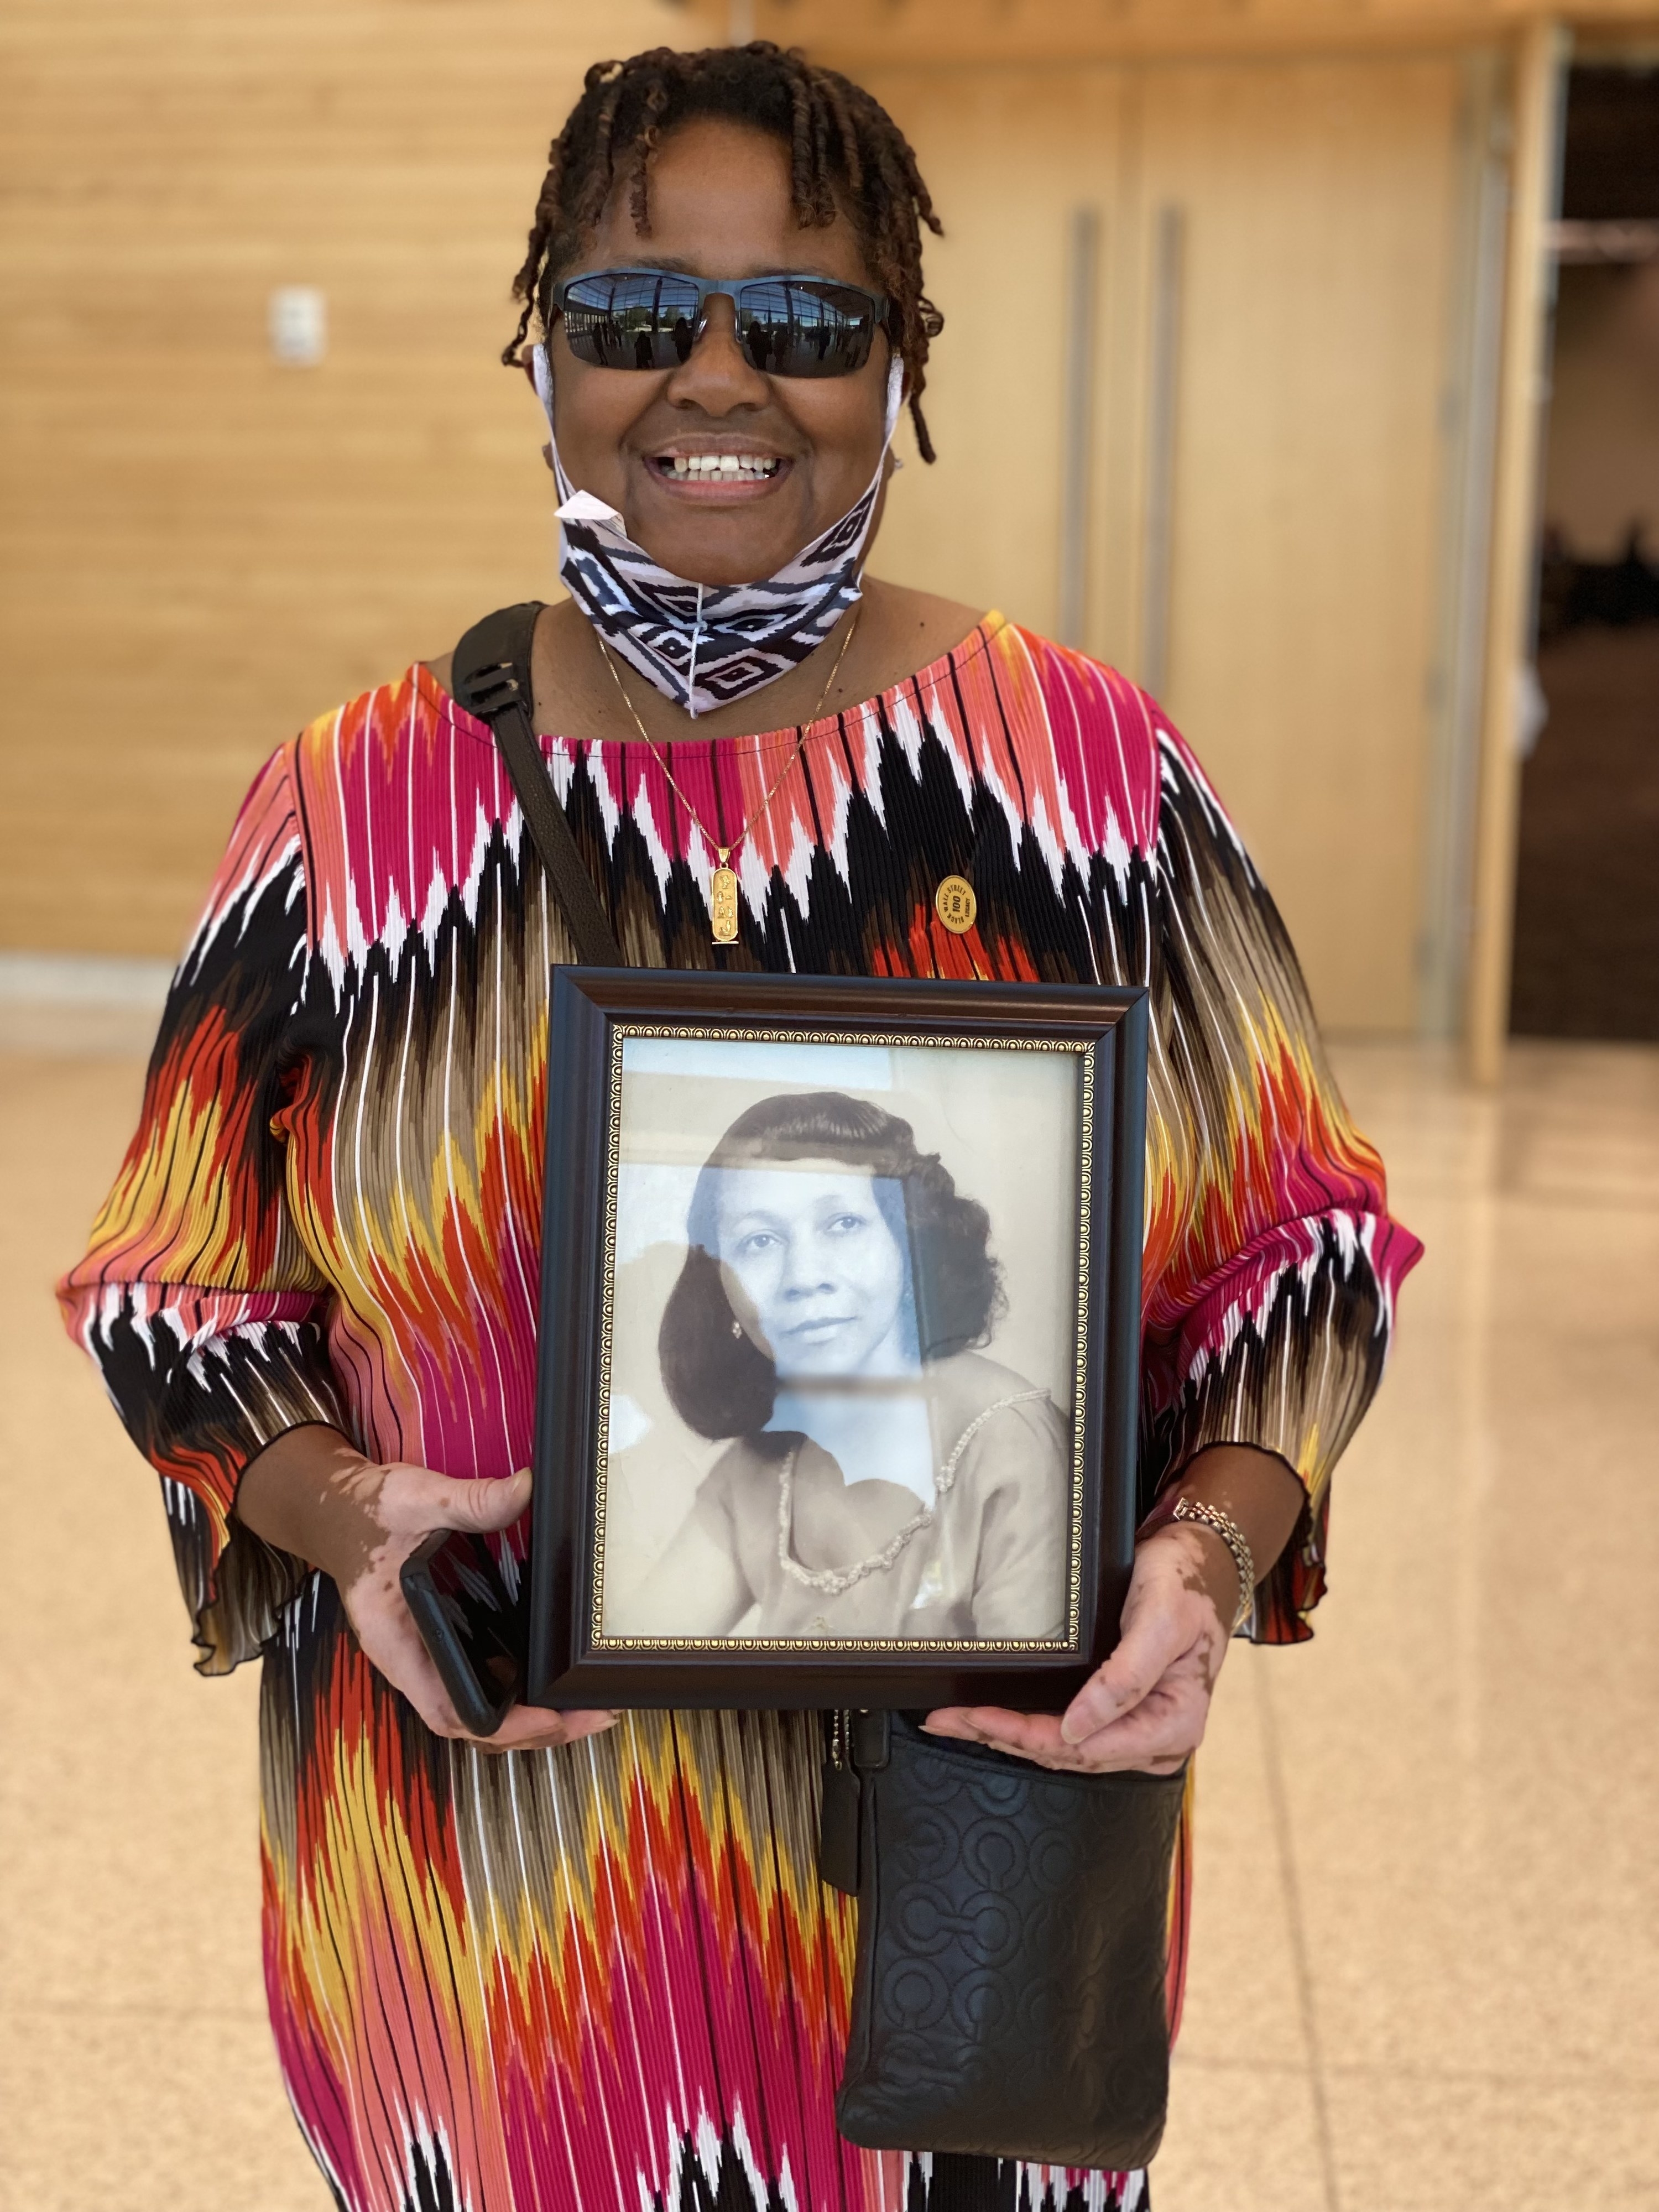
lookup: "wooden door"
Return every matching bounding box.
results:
[864,54,1472,1033]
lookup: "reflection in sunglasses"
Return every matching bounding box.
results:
[556,268,888,379]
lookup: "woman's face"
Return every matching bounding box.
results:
[548,116,893,586]
[713,1162,911,1379]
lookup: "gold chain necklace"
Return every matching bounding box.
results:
[596,609,860,944]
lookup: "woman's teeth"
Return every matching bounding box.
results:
[661,453,781,481]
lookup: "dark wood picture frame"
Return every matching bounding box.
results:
[525,968,1148,1713]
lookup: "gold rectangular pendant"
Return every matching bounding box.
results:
[709,864,740,944]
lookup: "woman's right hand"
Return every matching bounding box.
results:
[236,1425,619,1754]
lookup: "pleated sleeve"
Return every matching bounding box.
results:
[57,746,345,1673]
[1139,727,1423,1642]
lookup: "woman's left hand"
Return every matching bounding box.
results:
[924,1520,1235,1773]
[925,1444,1307,1773]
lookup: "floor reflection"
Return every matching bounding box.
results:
[2,1031,1655,2211]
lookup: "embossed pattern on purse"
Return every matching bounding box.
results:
[826,1713,1186,2169]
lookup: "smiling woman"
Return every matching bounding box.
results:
[59,35,1420,2212]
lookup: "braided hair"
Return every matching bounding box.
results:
[505,41,946,462]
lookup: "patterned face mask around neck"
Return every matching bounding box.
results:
[533,343,903,719]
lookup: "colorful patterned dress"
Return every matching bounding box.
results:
[60,614,1420,2212]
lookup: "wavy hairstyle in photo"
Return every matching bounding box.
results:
[658,1091,1003,1442]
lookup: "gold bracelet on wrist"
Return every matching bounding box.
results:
[1171,1496,1255,1631]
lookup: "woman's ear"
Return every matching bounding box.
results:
[523,341,556,473]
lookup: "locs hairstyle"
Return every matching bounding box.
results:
[659,1092,1004,1442]
[505,41,946,461]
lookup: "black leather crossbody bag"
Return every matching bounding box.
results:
[452,605,1186,2170]
[820,1712,1185,2171]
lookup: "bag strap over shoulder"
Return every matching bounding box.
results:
[452,602,624,968]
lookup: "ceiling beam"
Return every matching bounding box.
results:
[675,0,1659,66]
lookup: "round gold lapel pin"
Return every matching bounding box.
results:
[933,874,977,935]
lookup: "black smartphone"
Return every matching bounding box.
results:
[400,1529,526,1738]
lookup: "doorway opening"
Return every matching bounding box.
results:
[1510,64,1659,1041]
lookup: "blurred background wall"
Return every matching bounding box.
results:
[1543,68,1659,553]
[1547,257,1659,550]
[843,53,1469,1036]
[3,0,1657,1048]
[0,0,685,959]
[1513,63,1659,1041]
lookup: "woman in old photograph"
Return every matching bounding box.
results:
[60,35,1420,2212]
[617,1090,1068,1641]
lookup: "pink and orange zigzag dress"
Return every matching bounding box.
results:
[61,614,1419,2212]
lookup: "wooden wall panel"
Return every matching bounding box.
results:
[3,7,1465,1034]
[856,69,1130,642]
[687,0,1658,67]
[863,58,1464,1031]
[1142,60,1463,1033]
[0,0,685,956]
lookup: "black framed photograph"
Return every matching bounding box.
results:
[526,969,1147,1712]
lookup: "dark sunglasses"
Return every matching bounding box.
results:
[552,267,890,379]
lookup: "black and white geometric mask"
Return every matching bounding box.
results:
[533,344,902,719]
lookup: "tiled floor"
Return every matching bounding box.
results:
[2,1025,1656,2211]
[1160,1040,1659,2211]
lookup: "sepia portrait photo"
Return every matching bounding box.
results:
[592,1032,1089,1651]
